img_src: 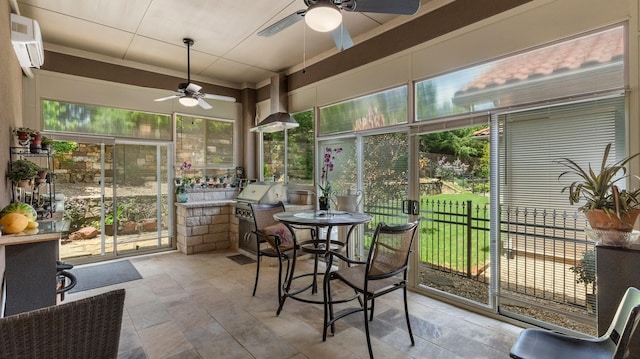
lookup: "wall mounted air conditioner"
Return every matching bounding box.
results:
[10,13,44,68]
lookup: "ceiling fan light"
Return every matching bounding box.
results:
[305,1,342,32]
[179,96,199,107]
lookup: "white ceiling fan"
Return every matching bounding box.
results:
[258,0,420,50]
[154,38,235,109]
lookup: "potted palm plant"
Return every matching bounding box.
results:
[556,143,640,242]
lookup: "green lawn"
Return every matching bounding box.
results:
[420,192,490,273]
[362,191,491,276]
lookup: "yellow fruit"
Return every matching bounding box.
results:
[21,228,39,235]
[0,213,29,234]
[26,221,39,229]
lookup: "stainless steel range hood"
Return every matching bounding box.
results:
[250,74,298,133]
[249,112,298,133]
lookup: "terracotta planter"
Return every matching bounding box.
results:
[16,131,30,141]
[585,208,640,246]
[141,218,157,232]
[584,208,640,232]
[121,221,138,234]
[30,134,42,154]
[18,179,32,188]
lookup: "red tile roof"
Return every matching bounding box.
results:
[457,27,623,95]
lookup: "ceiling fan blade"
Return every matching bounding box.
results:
[185,82,202,93]
[154,94,180,102]
[203,93,236,102]
[258,10,306,37]
[349,0,420,15]
[331,24,353,50]
[198,98,212,110]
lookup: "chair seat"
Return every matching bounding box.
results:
[260,246,305,258]
[510,329,614,359]
[333,263,405,295]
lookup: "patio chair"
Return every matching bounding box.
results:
[0,288,126,359]
[250,202,312,301]
[509,286,640,359]
[323,220,421,359]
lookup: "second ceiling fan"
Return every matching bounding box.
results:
[258,0,420,50]
[154,38,235,109]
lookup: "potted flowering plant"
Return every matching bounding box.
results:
[319,146,342,210]
[179,161,192,179]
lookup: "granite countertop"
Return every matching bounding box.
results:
[1,220,69,246]
[175,199,236,208]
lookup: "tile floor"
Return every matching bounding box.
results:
[66,250,523,359]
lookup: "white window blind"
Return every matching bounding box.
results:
[499,96,623,213]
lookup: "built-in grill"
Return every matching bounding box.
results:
[235,182,288,255]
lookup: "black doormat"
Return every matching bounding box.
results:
[227,254,256,265]
[68,260,142,293]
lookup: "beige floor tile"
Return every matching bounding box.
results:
[66,250,522,359]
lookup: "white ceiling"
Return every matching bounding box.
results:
[14,0,441,88]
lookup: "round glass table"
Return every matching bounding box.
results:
[273,210,372,315]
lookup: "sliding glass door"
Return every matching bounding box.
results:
[112,141,171,255]
[57,138,172,263]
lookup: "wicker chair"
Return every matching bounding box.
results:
[0,289,126,359]
[250,202,311,301]
[323,220,421,359]
[510,286,640,359]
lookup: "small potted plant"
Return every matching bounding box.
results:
[13,127,34,144]
[29,131,42,153]
[175,182,188,203]
[319,146,343,210]
[8,159,42,186]
[40,136,54,153]
[556,143,640,243]
[569,249,596,313]
[36,168,48,184]
[104,205,124,236]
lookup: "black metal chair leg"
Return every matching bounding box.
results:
[364,297,374,359]
[369,298,375,321]
[323,274,331,341]
[276,256,284,302]
[403,287,415,346]
[277,249,298,316]
[252,253,261,296]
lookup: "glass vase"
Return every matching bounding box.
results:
[319,196,330,211]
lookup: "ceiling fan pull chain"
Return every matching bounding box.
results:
[303,23,307,74]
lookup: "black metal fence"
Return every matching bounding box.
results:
[363,198,595,309]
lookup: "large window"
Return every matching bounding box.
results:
[42,100,171,140]
[319,86,408,136]
[176,114,235,180]
[415,26,625,121]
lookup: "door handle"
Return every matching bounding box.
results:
[402,200,419,215]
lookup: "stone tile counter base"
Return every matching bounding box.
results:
[175,188,238,255]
